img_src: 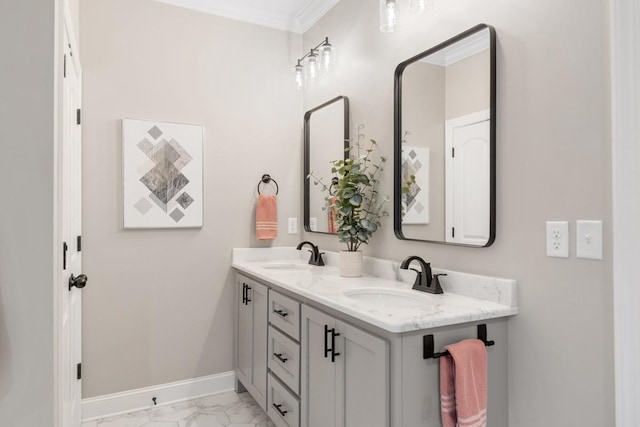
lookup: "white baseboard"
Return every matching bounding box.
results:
[81,371,236,422]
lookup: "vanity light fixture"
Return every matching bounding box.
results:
[381,0,435,32]
[409,0,434,15]
[380,0,398,32]
[293,37,334,89]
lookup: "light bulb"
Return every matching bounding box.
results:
[294,62,304,90]
[380,0,397,32]
[307,49,319,80]
[410,0,433,15]
[321,42,334,71]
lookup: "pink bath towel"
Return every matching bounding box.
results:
[256,195,278,240]
[440,339,487,427]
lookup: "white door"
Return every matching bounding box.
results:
[60,24,83,427]
[445,111,491,245]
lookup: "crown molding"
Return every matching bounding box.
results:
[298,0,341,33]
[151,0,340,34]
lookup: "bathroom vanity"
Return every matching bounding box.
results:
[232,248,517,427]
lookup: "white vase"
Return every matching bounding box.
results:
[340,250,363,277]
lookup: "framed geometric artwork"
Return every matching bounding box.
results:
[122,119,203,228]
[401,145,430,224]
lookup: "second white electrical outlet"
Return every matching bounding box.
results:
[288,217,298,234]
[546,221,569,258]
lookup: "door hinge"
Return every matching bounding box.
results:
[76,109,81,125]
[63,54,67,78]
[76,363,82,380]
[77,235,82,252]
[63,242,68,270]
[452,147,455,158]
[452,227,455,238]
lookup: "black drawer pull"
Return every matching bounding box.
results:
[274,309,288,318]
[274,353,288,363]
[242,283,247,305]
[273,403,288,416]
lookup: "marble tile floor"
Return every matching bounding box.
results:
[81,391,277,427]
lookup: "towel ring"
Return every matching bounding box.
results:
[257,174,279,195]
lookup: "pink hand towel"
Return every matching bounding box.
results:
[256,195,278,240]
[440,339,487,427]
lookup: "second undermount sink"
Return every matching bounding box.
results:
[261,262,311,271]
[343,288,437,309]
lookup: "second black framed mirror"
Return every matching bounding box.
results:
[393,24,496,247]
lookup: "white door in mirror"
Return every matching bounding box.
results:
[576,220,603,260]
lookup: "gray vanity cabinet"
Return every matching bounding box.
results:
[236,275,269,411]
[301,305,389,427]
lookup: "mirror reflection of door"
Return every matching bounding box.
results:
[395,25,495,246]
[304,96,349,234]
[445,111,490,244]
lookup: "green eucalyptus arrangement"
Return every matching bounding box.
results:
[309,125,390,252]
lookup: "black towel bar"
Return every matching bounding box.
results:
[423,324,495,359]
[257,174,279,195]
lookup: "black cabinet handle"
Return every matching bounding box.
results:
[274,309,288,318]
[331,330,341,362]
[242,283,246,305]
[273,403,288,417]
[245,285,252,304]
[274,353,288,363]
[324,325,331,358]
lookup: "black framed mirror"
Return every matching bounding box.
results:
[393,24,496,247]
[304,96,350,234]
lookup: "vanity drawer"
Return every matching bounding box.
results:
[268,325,300,394]
[269,291,300,341]
[267,373,300,427]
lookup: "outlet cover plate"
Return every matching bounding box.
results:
[576,220,603,260]
[288,217,298,235]
[546,221,569,258]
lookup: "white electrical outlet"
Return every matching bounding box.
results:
[546,221,569,258]
[576,220,603,260]
[288,218,298,234]
[309,217,318,232]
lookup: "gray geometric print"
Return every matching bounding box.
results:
[138,125,195,217]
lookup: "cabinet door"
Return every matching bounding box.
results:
[301,305,337,427]
[236,276,269,411]
[335,320,389,427]
[236,278,252,389]
[251,281,269,410]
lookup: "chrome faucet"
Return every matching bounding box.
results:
[296,241,325,266]
[399,256,445,294]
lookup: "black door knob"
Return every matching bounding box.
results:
[69,274,88,291]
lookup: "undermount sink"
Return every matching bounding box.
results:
[261,262,311,271]
[343,288,437,309]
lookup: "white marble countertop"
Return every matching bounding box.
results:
[232,248,518,334]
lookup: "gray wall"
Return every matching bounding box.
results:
[0,0,56,425]
[81,0,302,398]
[302,0,614,426]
